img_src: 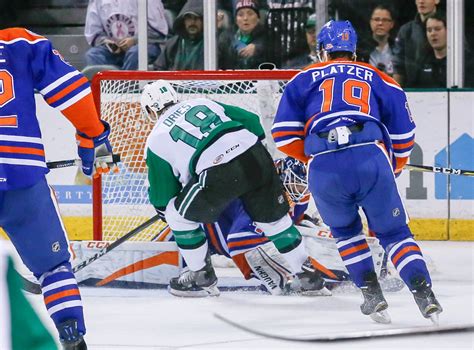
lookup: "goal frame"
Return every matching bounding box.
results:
[91,69,299,241]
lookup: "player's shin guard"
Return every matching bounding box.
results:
[257,215,307,274]
[39,263,85,339]
[173,228,208,271]
[336,233,375,287]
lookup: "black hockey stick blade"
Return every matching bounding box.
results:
[215,313,474,342]
[19,274,42,294]
[46,154,121,169]
[405,164,474,177]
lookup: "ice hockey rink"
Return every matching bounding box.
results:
[20,240,473,349]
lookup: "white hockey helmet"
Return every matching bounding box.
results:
[140,80,178,122]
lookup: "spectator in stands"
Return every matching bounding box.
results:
[84,0,168,70]
[154,0,204,70]
[218,0,268,70]
[412,11,446,87]
[392,0,440,87]
[358,5,396,76]
[283,14,318,69]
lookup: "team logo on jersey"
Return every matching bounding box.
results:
[392,208,400,217]
[105,14,136,40]
[52,49,71,66]
[213,154,224,164]
[52,241,61,252]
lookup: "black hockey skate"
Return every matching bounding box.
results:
[283,258,332,296]
[411,278,443,324]
[58,319,87,350]
[360,272,391,324]
[168,252,219,297]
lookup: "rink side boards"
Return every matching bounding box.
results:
[1,91,471,241]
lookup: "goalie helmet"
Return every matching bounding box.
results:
[317,20,357,60]
[140,80,178,123]
[274,157,309,202]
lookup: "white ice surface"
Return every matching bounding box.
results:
[24,241,474,350]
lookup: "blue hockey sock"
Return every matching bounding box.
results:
[336,233,375,287]
[387,237,431,290]
[40,263,85,336]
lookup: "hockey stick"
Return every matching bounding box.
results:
[405,164,474,177]
[215,313,474,342]
[21,214,162,294]
[46,154,121,169]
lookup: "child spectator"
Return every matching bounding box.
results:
[218,0,268,69]
[84,0,168,70]
[154,0,204,70]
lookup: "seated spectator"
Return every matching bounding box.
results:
[283,14,318,69]
[218,0,268,70]
[412,11,446,87]
[392,0,440,87]
[84,0,168,70]
[154,0,204,70]
[358,5,396,75]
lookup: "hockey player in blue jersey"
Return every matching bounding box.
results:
[272,20,442,323]
[0,28,116,349]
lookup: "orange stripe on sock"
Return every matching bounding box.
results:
[392,245,421,265]
[310,257,338,280]
[96,251,179,287]
[46,76,88,104]
[44,289,80,305]
[339,242,369,258]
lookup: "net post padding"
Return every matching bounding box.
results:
[91,70,299,241]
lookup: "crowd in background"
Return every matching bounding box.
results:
[2,0,473,88]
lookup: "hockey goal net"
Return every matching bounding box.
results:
[91,70,298,242]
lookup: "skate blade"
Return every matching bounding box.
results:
[168,285,220,298]
[370,310,391,324]
[301,287,332,297]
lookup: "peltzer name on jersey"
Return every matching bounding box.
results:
[312,64,374,82]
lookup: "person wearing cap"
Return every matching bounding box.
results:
[154,0,204,70]
[284,13,318,69]
[218,0,268,69]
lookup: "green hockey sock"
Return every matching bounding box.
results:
[267,225,302,253]
[173,228,207,250]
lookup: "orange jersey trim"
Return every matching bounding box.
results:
[206,224,224,255]
[0,116,17,127]
[62,93,104,137]
[277,139,309,164]
[0,27,44,42]
[272,130,305,138]
[0,145,45,156]
[46,77,88,105]
[395,156,409,173]
[393,140,415,149]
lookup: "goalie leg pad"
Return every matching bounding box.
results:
[244,243,293,295]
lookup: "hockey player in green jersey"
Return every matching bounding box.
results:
[141,80,331,297]
[0,241,57,350]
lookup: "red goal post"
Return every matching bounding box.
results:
[91,70,299,242]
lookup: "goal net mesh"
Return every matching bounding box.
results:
[94,72,294,242]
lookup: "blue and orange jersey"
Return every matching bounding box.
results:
[0,28,104,190]
[272,59,416,173]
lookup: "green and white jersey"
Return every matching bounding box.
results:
[0,242,57,350]
[146,98,265,209]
